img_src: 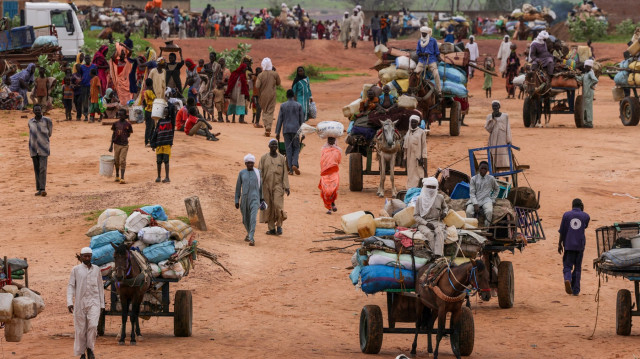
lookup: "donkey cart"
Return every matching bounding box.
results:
[98,278,193,337]
[523,69,584,128]
[360,289,475,356]
[593,222,640,336]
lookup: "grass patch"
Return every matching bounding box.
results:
[276,85,287,103]
[287,64,366,84]
[81,30,151,56]
[19,132,27,137]
[175,216,191,225]
[84,204,150,222]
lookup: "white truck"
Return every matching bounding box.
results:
[23,2,83,59]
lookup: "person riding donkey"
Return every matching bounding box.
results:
[412,26,442,98]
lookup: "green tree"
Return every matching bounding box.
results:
[568,16,607,42]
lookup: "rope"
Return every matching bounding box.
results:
[587,273,602,340]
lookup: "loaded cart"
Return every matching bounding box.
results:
[593,222,640,336]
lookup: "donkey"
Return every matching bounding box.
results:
[412,259,491,359]
[111,243,151,346]
[374,119,402,198]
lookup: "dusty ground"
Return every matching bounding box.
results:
[1,37,639,358]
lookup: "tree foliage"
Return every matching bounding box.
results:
[568,16,607,42]
[35,55,65,107]
[208,43,252,71]
[616,19,639,37]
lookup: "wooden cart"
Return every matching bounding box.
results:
[593,222,640,335]
[359,289,475,356]
[98,278,193,337]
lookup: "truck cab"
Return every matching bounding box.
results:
[23,2,83,59]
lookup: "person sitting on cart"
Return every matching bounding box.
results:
[576,59,598,128]
[413,177,448,257]
[413,26,442,96]
[465,161,499,228]
[358,89,379,115]
[558,198,590,296]
[377,85,397,112]
[528,31,554,79]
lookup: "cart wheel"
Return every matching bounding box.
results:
[497,261,514,309]
[349,153,363,192]
[97,310,105,336]
[174,290,193,337]
[359,305,383,354]
[459,306,475,356]
[574,95,584,128]
[449,101,461,137]
[620,97,640,126]
[616,289,632,336]
[523,97,540,128]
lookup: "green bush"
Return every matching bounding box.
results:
[568,17,608,42]
[208,43,252,71]
[616,19,639,36]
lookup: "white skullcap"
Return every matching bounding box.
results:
[356,4,362,9]
[81,247,93,254]
[409,114,421,122]
[492,100,500,106]
[268,138,278,145]
[244,154,256,163]
[469,35,475,40]
[344,11,349,15]
[423,177,438,188]
[420,26,431,34]
[261,57,273,71]
[540,31,549,39]
[584,59,594,67]
[505,34,510,39]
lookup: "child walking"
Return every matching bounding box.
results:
[109,108,133,184]
[483,56,495,99]
[89,68,102,123]
[34,68,48,107]
[213,82,227,123]
[150,104,176,183]
[62,75,74,121]
[143,78,156,146]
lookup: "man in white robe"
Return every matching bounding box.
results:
[349,10,361,48]
[465,35,479,79]
[485,100,512,170]
[67,247,105,359]
[403,115,428,189]
[496,35,513,76]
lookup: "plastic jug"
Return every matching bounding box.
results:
[357,214,376,238]
[393,206,416,227]
[341,211,366,234]
[443,210,466,229]
[374,217,396,229]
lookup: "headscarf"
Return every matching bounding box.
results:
[420,27,431,47]
[534,31,549,44]
[185,58,196,71]
[157,57,166,65]
[9,63,35,91]
[504,34,510,41]
[584,59,594,67]
[104,88,114,99]
[292,66,307,88]
[418,177,439,215]
[80,247,93,254]
[92,45,108,67]
[244,153,261,184]
[226,63,249,97]
[261,57,273,71]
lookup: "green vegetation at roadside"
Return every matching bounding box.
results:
[84,204,150,222]
[81,30,150,55]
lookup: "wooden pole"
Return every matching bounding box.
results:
[184,196,207,231]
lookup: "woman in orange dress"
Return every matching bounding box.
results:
[319,137,342,214]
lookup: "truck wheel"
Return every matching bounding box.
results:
[523,97,533,127]
[97,311,105,336]
[574,95,584,128]
[349,153,363,192]
[174,290,193,337]
[498,261,514,309]
[360,305,383,354]
[450,101,461,136]
[620,97,640,126]
[459,306,475,356]
[616,289,632,336]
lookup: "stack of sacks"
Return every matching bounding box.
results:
[424,62,469,97]
[614,59,629,87]
[0,286,45,342]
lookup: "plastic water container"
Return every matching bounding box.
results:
[612,87,625,102]
[374,217,396,229]
[631,235,640,249]
[129,105,143,123]
[443,209,466,228]
[151,99,167,119]
[393,206,415,227]
[341,211,366,234]
[4,319,23,342]
[99,155,114,177]
[450,182,470,199]
[357,214,376,238]
[0,293,14,322]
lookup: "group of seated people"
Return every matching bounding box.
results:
[175,96,220,141]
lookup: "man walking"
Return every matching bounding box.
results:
[275,89,304,175]
[235,154,263,246]
[466,36,479,79]
[370,13,381,47]
[577,59,598,128]
[256,58,281,137]
[403,115,428,189]
[79,55,97,121]
[28,104,52,197]
[558,198,590,296]
[259,139,290,236]
[109,108,133,184]
[67,247,104,359]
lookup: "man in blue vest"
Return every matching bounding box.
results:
[558,198,590,296]
[414,26,441,96]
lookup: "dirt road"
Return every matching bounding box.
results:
[1,37,639,358]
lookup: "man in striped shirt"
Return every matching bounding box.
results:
[28,104,52,196]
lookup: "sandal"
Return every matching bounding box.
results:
[244,236,250,242]
[276,227,283,235]
[266,229,277,235]
[162,178,171,183]
[249,240,255,246]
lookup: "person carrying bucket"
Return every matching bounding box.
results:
[109,108,133,184]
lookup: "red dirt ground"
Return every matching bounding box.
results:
[1,37,639,358]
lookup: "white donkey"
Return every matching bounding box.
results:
[374,119,402,198]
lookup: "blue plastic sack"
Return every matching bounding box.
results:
[438,63,467,84]
[614,71,629,87]
[360,265,415,294]
[32,36,58,49]
[90,230,125,249]
[403,187,421,204]
[140,205,168,221]
[443,81,469,97]
[143,241,175,263]
[375,228,396,237]
[347,120,354,134]
[91,244,118,266]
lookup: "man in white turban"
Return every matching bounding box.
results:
[496,35,512,77]
[67,247,104,359]
[256,57,281,136]
[235,154,263,246]
[576,59,598,128]
[414,26,442,94]
[339,11,351,49]
[259,139,290,236]
[403,115,428,189]
[413,177,448,256]
[529,30,554,77]
[348,9,362,48]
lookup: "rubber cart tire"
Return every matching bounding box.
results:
[459,306,475,356]
[174,290,193,337]
[620,97,640,126]
[97,310,105,336]
[359,305,383,354]
[450,101,461,136]
[574,95,584,128]
[349,152,363,192]
[523,96,541,128]
[497,261,514,309]
[616,289,632,336]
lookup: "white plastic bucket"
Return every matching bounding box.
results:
[99,155,114,177]
[631,235,640,249]
[129,105,143,123]
[151,99,167,119]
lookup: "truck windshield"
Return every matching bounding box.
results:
[50,10,75,34]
